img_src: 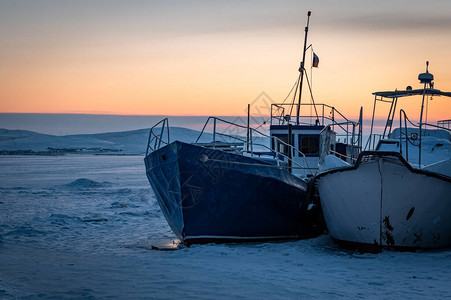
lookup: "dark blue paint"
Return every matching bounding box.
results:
[145,141,323,244]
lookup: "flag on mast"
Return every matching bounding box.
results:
[312,52,319,68]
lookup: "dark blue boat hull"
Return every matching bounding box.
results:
[144,141,322,244]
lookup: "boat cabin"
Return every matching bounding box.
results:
[269,103,361,177]
[366,62,451,168]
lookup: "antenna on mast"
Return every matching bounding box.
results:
[418,60,434,168]
[296,11,311,125]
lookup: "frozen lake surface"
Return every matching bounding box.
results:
[0,155,450,299]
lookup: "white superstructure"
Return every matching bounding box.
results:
[316,62,451,252]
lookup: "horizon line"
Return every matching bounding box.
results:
[0,112,256,117]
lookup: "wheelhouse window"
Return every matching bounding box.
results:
[299,135,319,156]
[271,134,294,156]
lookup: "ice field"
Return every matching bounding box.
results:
[0,155,450,299]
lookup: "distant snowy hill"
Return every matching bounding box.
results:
[0,127,211,155]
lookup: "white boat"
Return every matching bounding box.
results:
[316,62,451,252]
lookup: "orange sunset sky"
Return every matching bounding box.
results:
[1,0,450,121]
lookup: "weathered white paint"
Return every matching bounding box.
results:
[317,154,451,249]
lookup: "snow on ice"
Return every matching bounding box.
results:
[0,129,450,299]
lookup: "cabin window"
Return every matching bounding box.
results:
[299,135,319,156]
[271,134,294,156]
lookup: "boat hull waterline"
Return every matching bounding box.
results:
[316,151,451,252]
[145,141,323,245]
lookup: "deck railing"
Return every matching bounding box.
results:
[319,120,361,163]
[194,117,314,175]
[438,119,451,129]
[272,103,362,162]
[145,118,170,156]
[145,117,314,175]
[271,103,354,129]
[395,110,451,167]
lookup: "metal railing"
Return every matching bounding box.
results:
[272,103,362,164]
[145,113,363,174]
[438,119,451,129]
[194,117,314,175]
[146,118,170,156]
[319,120,361,163]
[398,109,421,161]
[365,134,384,151]
[396,110,451,167]
[365,94,397,151]
[271,103,353,129]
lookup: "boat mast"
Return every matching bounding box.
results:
[296,11,311,125]
[418,61,432,168]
